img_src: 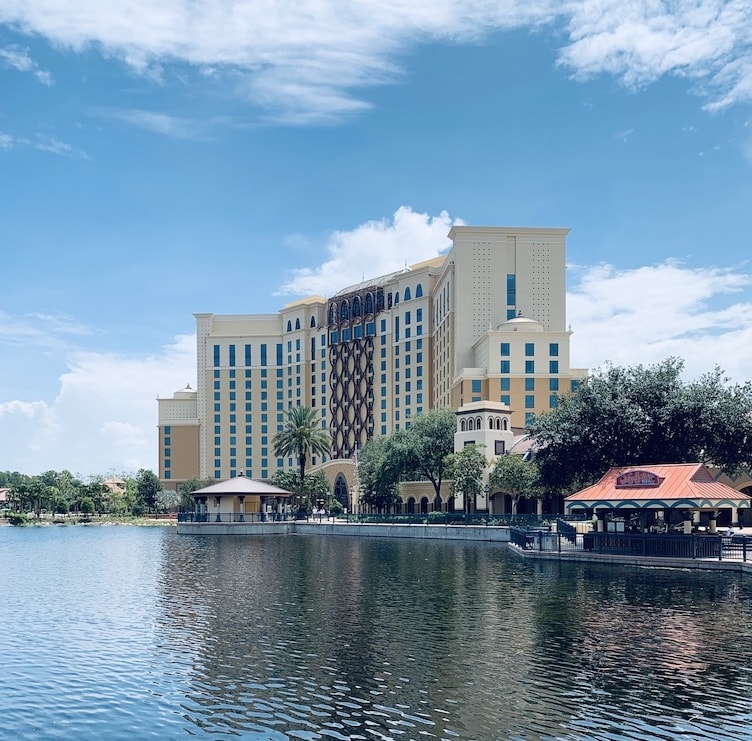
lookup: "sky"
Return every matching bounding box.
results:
[1,0,752,479]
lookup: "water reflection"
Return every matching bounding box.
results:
[157,533,752,740]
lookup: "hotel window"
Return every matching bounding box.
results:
[229,344,236,367]
[501,394,510,405]
[245,344,251,366]
[549,343,559,357]
[525,395,535,409]
[525,412,534,425]
[500,360,510,374]
[525,378,535,391]
[549,378,559,391]
[500,378,510,391]
[260,344,267,366]
[525,343,534,357]
[500,343,510,356]
[549,396,559,408]
[525,361,535,374]
[550,361,559,374]
[471,380,481,393]
[506,274,516,306]
[213,344,220,366]
[571,379,581,392]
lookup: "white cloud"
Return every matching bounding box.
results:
[0,334,196,477]
[2,1,751,122]
[0,44,53,85]
[277,206,461,297]
[568,260,752,383]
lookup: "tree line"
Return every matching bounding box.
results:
[0,468,187,519]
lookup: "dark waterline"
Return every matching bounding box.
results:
[1,525,751,740]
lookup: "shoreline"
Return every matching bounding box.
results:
[1,516,177,527]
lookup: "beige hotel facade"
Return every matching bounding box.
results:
[157,225,587,500]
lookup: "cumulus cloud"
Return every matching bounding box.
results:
[0,334,196,477]
[277,207,460,297]
[1,0,751,121]
[568,260,752,383]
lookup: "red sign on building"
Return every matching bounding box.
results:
[615,470,662,488]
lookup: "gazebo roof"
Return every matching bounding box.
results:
[565,463,752,512]
[191,474,293,498]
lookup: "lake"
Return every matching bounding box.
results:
[1,525,751,740]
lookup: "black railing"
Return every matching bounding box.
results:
[355,513,554,527]
[177,512,286,524]
[511,527,751,562]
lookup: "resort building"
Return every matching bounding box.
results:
[158,225,588,507]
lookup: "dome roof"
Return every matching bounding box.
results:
[173,383,197,399]
[496,313,544,332]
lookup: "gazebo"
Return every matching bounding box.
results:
[191,473,293,523]
[565,463,751,534]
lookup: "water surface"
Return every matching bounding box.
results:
[1,525,751,740]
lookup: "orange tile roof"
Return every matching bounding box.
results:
[566,463,751,507]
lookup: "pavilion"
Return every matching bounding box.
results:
[565,463,751,534]
[191,473,293,523]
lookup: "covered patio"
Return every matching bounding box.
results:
[565,463,751,534]
[188,473,294,523]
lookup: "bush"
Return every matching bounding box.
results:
[8,512,28,526]
[427,511,446,524]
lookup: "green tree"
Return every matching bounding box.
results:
[401,408,456,500]
[357,436,403,511]
[79,496,95,517]
[273,405,332,512]
[489,453,541,515]
[271,470,329,513]
[529,358,752,492]
[179,477,214,510]
[136,469,162,514]
[447,444,487,514]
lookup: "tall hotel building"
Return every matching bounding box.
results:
[158,226,586,490]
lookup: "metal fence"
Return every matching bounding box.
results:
[511,527,751,562]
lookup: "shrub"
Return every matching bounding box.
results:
[427,511,446,524]
[8,512,28,526]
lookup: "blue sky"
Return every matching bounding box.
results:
[1,1,751,477]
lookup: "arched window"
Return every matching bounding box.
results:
[416,283,423,298]
[433,495,442,512]
[365,292,374,315]
[404,286,411,301]
[461,419,467,431]
[334,474,348,508]
[286,320,292,332]
[353,296,362,317]
[340,300,350,321]
[407,497,416,514]
[328,304,336,325]
[468,418,474,431]
[394,292,400,304]
[502,418,508,430]
[295,317,301,330]
[310,316,317,328]
[476,417,482,430]
[420,497,429,514]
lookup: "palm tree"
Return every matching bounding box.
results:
[273,405,332,513]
